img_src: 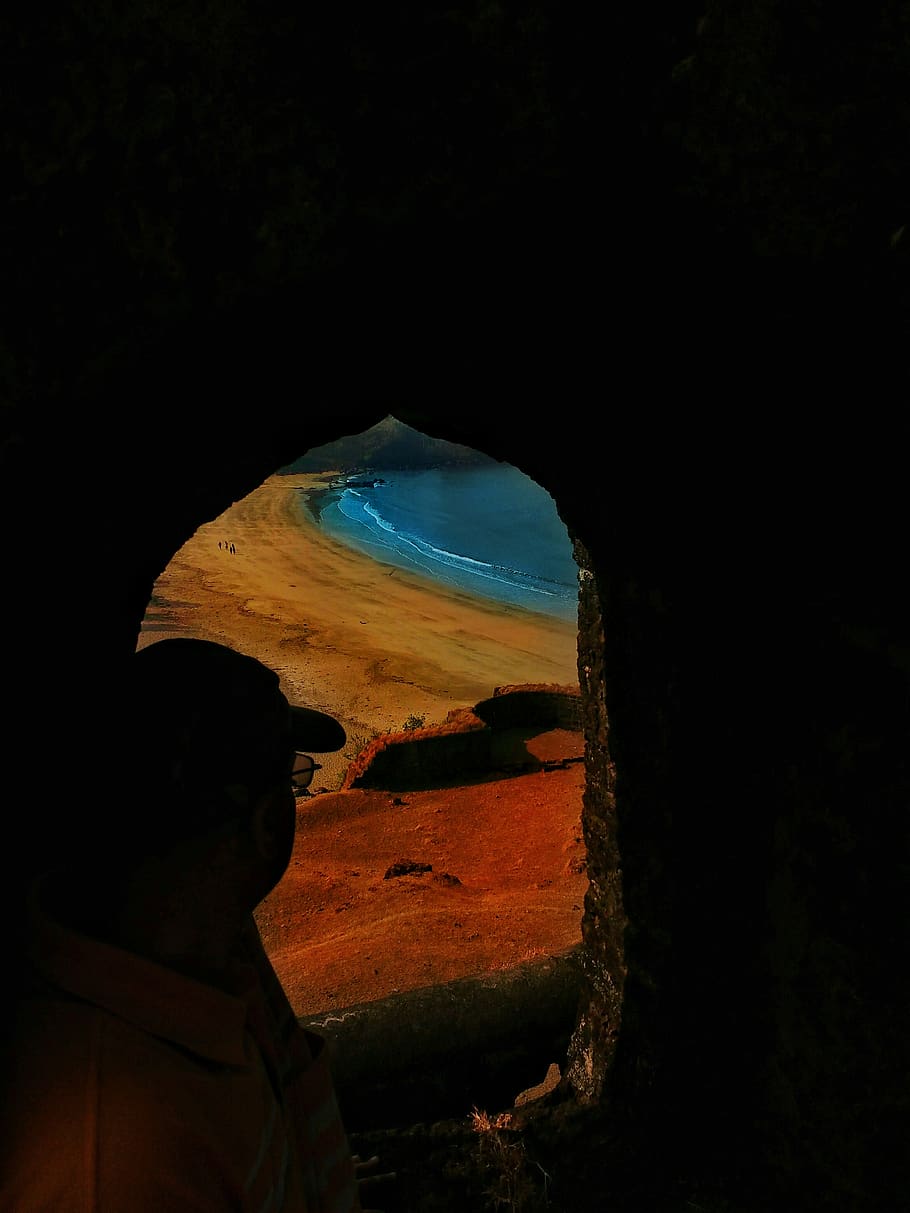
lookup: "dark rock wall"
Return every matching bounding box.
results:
[565,424,909,1210]
[564,542,625,1108]
[2,6,908,1209]
[301,950,583,1133]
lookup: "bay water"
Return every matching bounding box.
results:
[301,464,579,622]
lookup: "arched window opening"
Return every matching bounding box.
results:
[139,417,590,1068]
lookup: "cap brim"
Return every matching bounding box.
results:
[289,705,347,752]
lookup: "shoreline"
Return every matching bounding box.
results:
[302,470,579,625]
[140,472,580,788]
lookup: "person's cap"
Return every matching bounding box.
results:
[128,638,346,808]
[288,704,346,753]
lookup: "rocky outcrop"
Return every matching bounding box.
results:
[342,686,581,791]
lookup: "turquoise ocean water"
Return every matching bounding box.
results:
[299,464,579,622]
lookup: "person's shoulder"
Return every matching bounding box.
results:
[0,995,244,1210]
[0,996,104,1202]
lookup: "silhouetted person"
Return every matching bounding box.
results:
[0,638,392,1211]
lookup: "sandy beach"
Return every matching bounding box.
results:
[140,472,580,787]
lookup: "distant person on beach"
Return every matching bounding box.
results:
[0,637,393,1212]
